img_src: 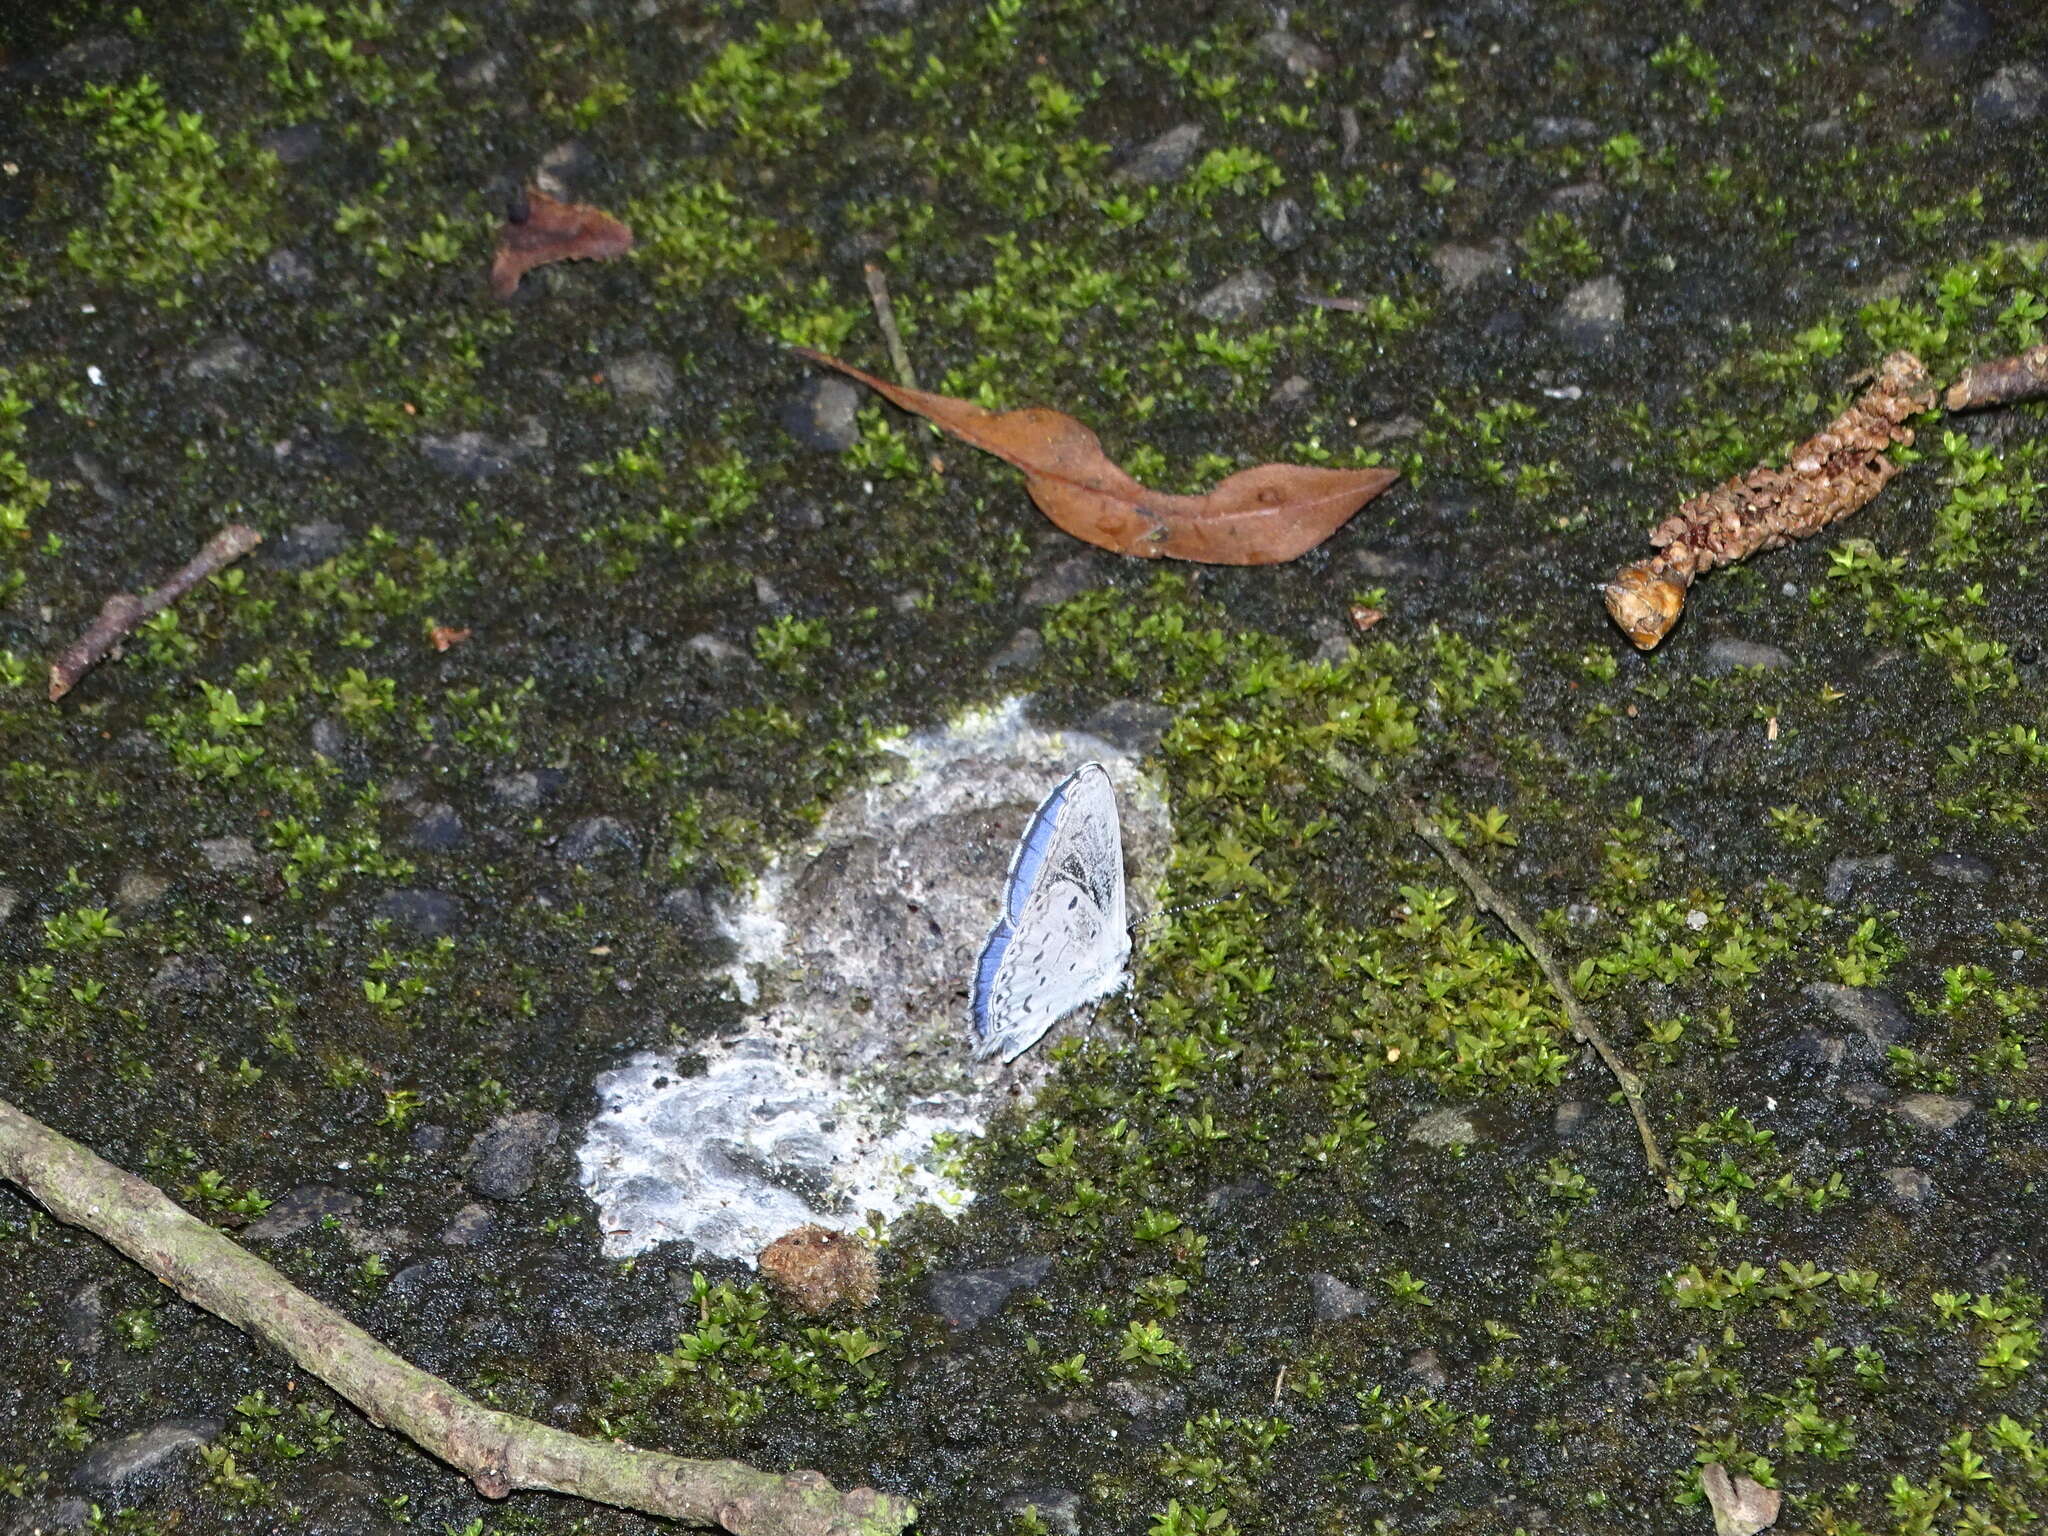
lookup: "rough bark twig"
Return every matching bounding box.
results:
[861,263,919,394]
[1324,750,1682,1207]
[49,523,264,701]
[1945,343,2048,411]
[1603,351,1935,650]
[0,1096,915,1536]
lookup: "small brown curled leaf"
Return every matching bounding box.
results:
[489,187,634,299]
[796,348,1399,565]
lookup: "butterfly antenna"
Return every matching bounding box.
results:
[1131,893,1240,936]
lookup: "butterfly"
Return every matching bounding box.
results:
[970,762,1131,1063]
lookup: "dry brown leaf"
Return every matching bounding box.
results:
[489,187,634,300]
[796,348,1398,565]
[429,625,471,652]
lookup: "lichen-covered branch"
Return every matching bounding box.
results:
[1604,351,1934,650]
[0,1096,914,1536]
[1945,343,2048,411]
[1324,751,1681,1206]
[49,523,263,700]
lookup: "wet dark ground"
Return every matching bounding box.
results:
[2,0,2047,1532]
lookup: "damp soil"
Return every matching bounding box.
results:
[1,1,2046,1533]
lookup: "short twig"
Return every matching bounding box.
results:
[1945,343,2048,411]
[861,263,919,393]
[49,523,263,701]
[1325,749,1681,1206]
[0,1096,914,1536]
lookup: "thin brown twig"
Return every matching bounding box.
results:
[1945,343,2048,411]
[861,263,919,393]
[0,1096,914,1536]
[49,522,264,701]
[1325,749,1681,1207]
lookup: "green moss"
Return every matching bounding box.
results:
[60,76,278,296]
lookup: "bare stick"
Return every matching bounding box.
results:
[861,264,919,393]
[1324,750,1681,1206]
[1945,343,2048,411]
[49,522,265,701]
[0,1096,915,1536]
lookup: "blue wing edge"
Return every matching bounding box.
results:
[970,764,1097,1048]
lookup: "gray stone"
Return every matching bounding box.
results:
[262,521,350,570]
[45,33,138,80]
[406,803,466,852]
[0,886,24,924]
[1256,27,1332,77]
[258,123,323,165]
[923,1254,1053,1329]
[1824,853,1896,905]
[1530,115,1599,145]
[1407,1107,1479,1149]
[1975,63,2046,126]
[1929,850,1994,885]
[1001,1486,1082,1536]
[1896,1093,1973,1132]
[1804,983,1913,1047]
[309,718,351,760]
[373,888,465,938]
[655,885,713,931]
[1555,276,1626,349]
[1193,268,1276,323]
[1882,1166,1935,1206]
[1914,0,1992,67]
[1114,123,1202,185]
[1260,197,1310,252]
[147,955,224,996]
[1309,1272,1373,1321]
[1432,242,1511,294]
[1081,700,1175,756]
[560,815,639,864]
[420,431,521,479]
[605,350,677,411]
[1406,1347,1450,1390]
[114,869,170,912]
[439,1203,494,1246]
[465,1111,561,1201]
[488,770,563,810]
[73,1416,221,1490]
[197,835,258,872]
[780,375,862,451]
[264,248,317,294]
[685,632,749,666]
[1702,637,1793,674]
[534,138,595,200]
[1103,1377,1184,1418]
[244,1184,362,1242]
[183,334,261,381]
[71,451,128,506]
[1268,374,1313,411]
[4,1496,90,1535]
[1023,554,1098,607]
[987,627,1044,674]
[63,1281,105,1357]
[444,49,506,90]
[1379,45,1423,103]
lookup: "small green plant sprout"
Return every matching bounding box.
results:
[1133,1209,1183,1242]
[1118,1319,1189,1371]
[42,907,122,950]
[1150,1501,1237,1536]
[1382,1269,1435,1307]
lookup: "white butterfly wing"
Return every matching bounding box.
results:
[971,763,1131,1062]
[979,872,1131,1062]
